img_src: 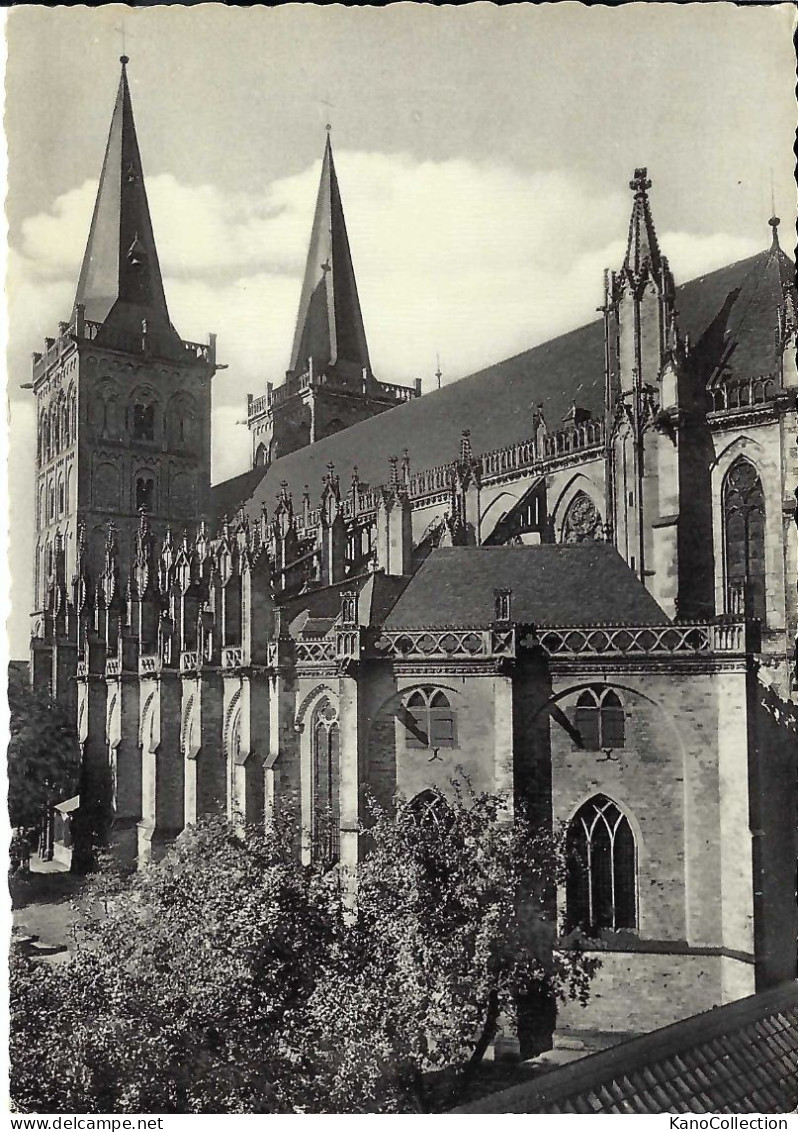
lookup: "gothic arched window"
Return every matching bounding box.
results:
[312,699,340,863]
[254,443,268,468]
[135,473,155,514]
[401,789,455,835]
[566,795,637,934]
[561,491,603,543]
[51,404,61,455]
[404,688,457,750]
[722,458,766,620]
[574,688,625,750]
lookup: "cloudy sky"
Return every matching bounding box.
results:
[4,3,796,656]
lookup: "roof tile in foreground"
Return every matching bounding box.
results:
[452,983,798,1114]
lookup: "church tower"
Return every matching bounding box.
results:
[30,57,217,659]
[247,130,419,468]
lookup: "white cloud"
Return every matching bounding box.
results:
[6,151,766,656]
[12,158,764,485]
[14,151,760,404]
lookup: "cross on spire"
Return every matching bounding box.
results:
[630,167,652,197]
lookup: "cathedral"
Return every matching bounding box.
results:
[28,58,797,1048]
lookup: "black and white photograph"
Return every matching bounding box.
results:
[5,2,798,1117]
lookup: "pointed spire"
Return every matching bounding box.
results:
[288,131,371,381]
[74,58,179,350]
[624,168,664,283]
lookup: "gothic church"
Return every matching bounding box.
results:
[29,58,798,1048]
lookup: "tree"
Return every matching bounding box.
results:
[10,791,596,1114]
[286,786,596,1112]
[15,816,335,1113]
[8,670,80,831]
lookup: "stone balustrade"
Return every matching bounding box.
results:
[222,646,243,669]
[522,620,747,658]
[708,375,779,413]
[32,309,213,383]
[371,627,515,662]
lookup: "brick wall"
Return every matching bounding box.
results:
[556,950,755,1038]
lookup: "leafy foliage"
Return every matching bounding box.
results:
[10,790,597,1114]
[289,787,596,1112]
[8,669,80,830]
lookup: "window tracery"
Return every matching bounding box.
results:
[311,699,340,863]
[566,794,637,934]
[561,491,603,543]
[722,458,766,620]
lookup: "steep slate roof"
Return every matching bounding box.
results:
[288,132,371,380]
[278,570,412,632]
[453,982,798,1114]
[225,240,794,521]
[210,466,268,521]
[696,223,796,382]
[74,57,181,356]
[383,545,667,629]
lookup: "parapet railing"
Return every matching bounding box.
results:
[708,376,779,413]
[222,646,243,669]
[295,638,338,663]
[521,621,746,658]
[370,627,515,662]
[374,379,418,403]
[32,309,214,381]
[297,422,607,534]
[248,371,419,419]
[540,419,605,458]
